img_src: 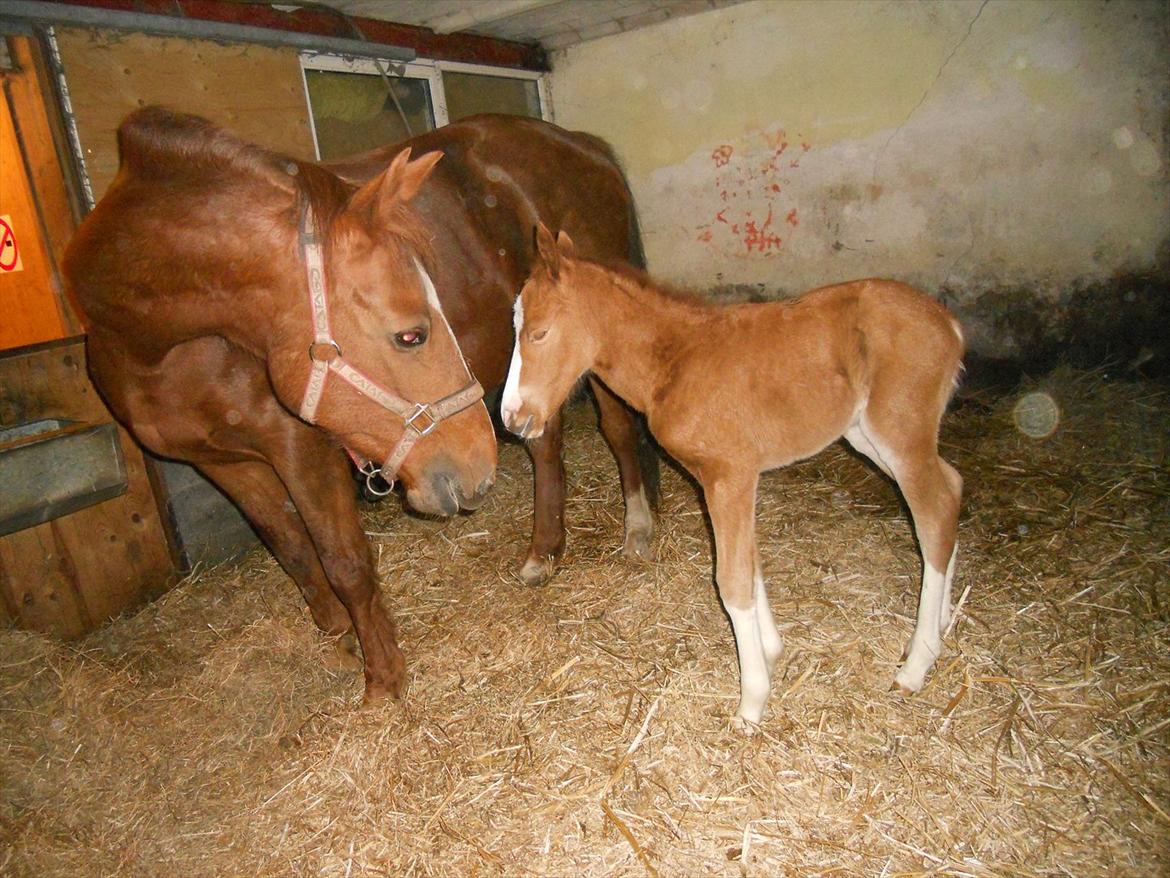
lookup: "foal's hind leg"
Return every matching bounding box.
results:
[847,416,961,693]
[520,408,566,586]
[590,378,656,560]
[198,459,362,671]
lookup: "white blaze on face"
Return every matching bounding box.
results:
[414,259,472,374]
[500,295,525,423]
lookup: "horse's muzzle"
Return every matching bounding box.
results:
[406,465,495,517]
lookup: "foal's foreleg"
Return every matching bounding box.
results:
[520,408,566,586]
[706,475,772,729]
[590,377,655,560]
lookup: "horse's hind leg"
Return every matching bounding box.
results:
[198,459,361,670]
[590,378,656,560]
[520,408,566,586]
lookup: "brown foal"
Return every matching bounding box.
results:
[502,225,964,729]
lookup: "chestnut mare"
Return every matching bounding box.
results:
[64,110,654,702]
[503,225,965,729]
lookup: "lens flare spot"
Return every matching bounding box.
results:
[1013,392,1060,439]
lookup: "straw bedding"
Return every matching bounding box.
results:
[2,366,1167,876]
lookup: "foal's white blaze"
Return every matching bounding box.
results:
[500,295,525,426]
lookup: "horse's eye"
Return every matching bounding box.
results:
[394,327,428,349]
[530,328,549,343]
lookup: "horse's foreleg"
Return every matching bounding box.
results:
[589,377,656,560]
[273,444,406,703]
[198,459,352,635]
[520,408,566,586]
[705,473,771,731]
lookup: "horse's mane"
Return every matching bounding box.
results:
[116,107,430,261]
[116,107,351,236]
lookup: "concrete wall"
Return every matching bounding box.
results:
[548,0,1169,362]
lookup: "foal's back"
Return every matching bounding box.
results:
[650,279,963,472]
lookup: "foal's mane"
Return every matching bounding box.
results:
[578,255,712,317]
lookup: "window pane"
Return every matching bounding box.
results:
[305,69,433,159]
[443,72,541,123]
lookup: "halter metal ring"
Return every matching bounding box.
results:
[405,403,438,437]
[358,459,395,497]
[309,340,342,362]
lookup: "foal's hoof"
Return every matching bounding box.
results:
[730,714,760,736]
[325,632,363,672]
[518,554,556,587]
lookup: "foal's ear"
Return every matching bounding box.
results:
[555,229,576,259]
[534,222,561,279]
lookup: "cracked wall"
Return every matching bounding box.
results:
[548,0,1169,362]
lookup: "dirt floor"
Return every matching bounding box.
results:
[1,366,1168,877]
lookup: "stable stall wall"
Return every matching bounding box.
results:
[547,0,1170,362]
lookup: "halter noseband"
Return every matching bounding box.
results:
[295,202,484,492]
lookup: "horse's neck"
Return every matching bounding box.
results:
[582,268,706,414]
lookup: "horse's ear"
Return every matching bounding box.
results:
[384,148,443,204]
[555,229,575,259]
[360,148,443,212]
[534,222,560,279]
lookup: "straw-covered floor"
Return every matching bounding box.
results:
[2,366,1167,877]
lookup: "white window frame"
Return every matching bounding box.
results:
[299,52,549,160]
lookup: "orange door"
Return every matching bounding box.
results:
[0,86,67,350]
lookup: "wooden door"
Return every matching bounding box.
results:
[0,73,69,349]
[0,34,177,639]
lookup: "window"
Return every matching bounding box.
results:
[301,55,547,161]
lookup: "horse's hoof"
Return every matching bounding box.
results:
[621,528,653,561]
[363,674,405,705]
[325,633,363,672]
[518,554,556,587]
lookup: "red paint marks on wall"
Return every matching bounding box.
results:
[694,129,811,257]
[743,207,782,253]
[711,144,734,168]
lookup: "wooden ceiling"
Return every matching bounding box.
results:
[318,0,744,51]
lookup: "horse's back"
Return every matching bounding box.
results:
[326,115,635,259]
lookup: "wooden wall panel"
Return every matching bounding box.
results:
[54,27,317,200]
[0,339,175,638]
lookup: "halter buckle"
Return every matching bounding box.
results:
[405,402,438,437]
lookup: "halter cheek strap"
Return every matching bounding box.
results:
[295,202,484,489]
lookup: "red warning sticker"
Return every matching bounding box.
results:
[0,215,24,272]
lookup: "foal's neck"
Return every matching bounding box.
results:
[578,263,708,414]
